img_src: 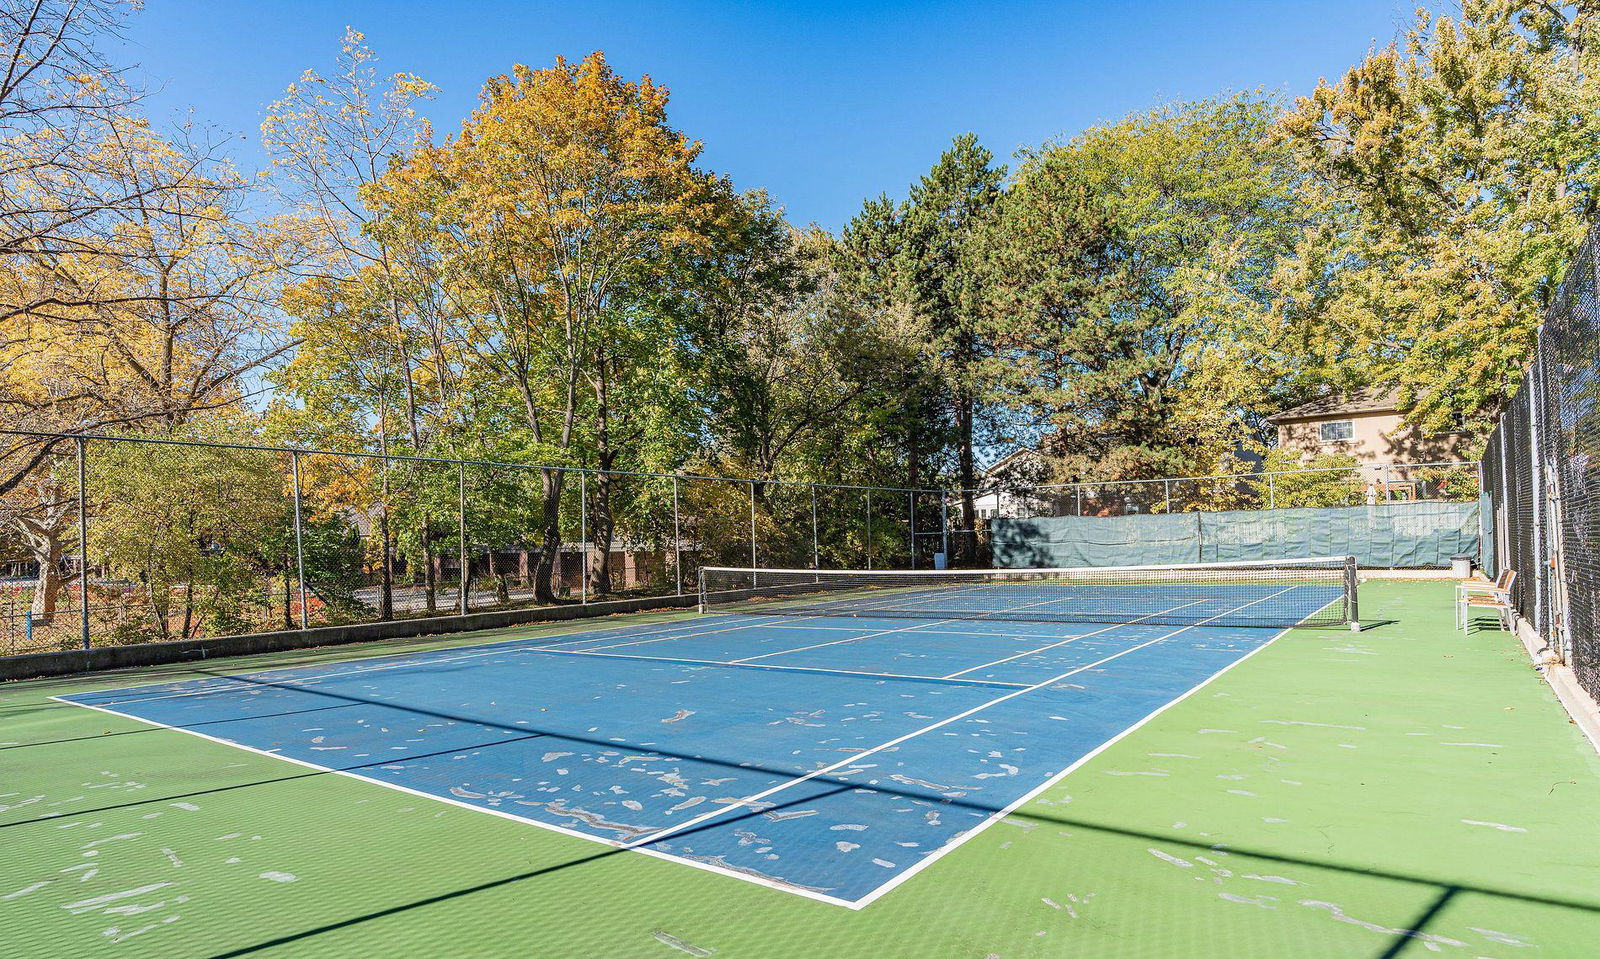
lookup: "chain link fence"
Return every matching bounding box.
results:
[1482,221,1600,700]
[952,459,1479,566]
[0,430,947,657]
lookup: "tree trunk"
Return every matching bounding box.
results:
[16,509,69,624]
[589,462,615,597]
[422,525,437,613]
[589,363,615,597]
[282,554,294,631]
[30,552,62,623]
[180,580,194,640]
[533,469,563,603]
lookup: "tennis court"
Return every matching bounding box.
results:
[10,575,1600,958]
[51,560,1353,908]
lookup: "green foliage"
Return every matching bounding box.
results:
[1259,450,1365,508]
[1271,0,1600,433]
[90,437,292,641]
[972,94,1302,483]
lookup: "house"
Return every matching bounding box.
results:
[1265,388,1470,467]
[971,448,1054,520]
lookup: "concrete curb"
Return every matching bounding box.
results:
[1513,617,1600,756]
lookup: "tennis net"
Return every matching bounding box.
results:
[698,556,1359,629]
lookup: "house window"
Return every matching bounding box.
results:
[1319,420,1354,442]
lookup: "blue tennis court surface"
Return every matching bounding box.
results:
[58,598,1333,907]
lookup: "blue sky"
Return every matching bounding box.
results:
[118,0,1417,232]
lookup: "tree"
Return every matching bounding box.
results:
[900,134,1006,560]
[1272,0,1600,434]
[372,52,734,600]
[835,192,951,501]
[91,433,291,641]
[0,119,296,621]
[972,95,1303,485]
[263,29,445,617]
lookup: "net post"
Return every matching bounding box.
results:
[292,451,309,630]
[1345,555,1360,631]
[76,435,89,650]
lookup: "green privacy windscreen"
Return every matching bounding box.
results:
[991,501,1480,569]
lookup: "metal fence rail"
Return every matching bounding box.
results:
[0,426,1494,662]
[1481,219,1600,700]
[0,429,948,657]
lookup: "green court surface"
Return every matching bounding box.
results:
[4,580,1599,958]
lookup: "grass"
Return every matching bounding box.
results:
[3,581,1598,958]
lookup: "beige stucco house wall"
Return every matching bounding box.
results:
[1266,389,1471,467]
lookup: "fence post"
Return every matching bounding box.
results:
[1381,465,1391,503]
[1163,479,1172,514]
[1074,485,1082,516]
[458,461,468,615]
[292,451,308,630]
[1267,473,1276,510]
[748,479,758,583]
[866,489,873,570]
[673,476,682,596]
[580,471,588,604]
[909,490,917,568]
[940,493,949,564]
[810,484,819,570]
[1475,461,1487,569]
[76,436,89,650]
[1528,360,1549,645]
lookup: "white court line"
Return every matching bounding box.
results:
[49,580,1332,911]
[729,617,963,664]
[524,646,1031,690]
[51,695,861,909]
[70,612,808,709]
[726,582,1130,667]
[853,583,1353,908]
[561,612,849,654]
[620,585,1302,863]
[940,599,1210,679]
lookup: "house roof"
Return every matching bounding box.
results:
[1265,388,1402,423]
[980,447,1041,478]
